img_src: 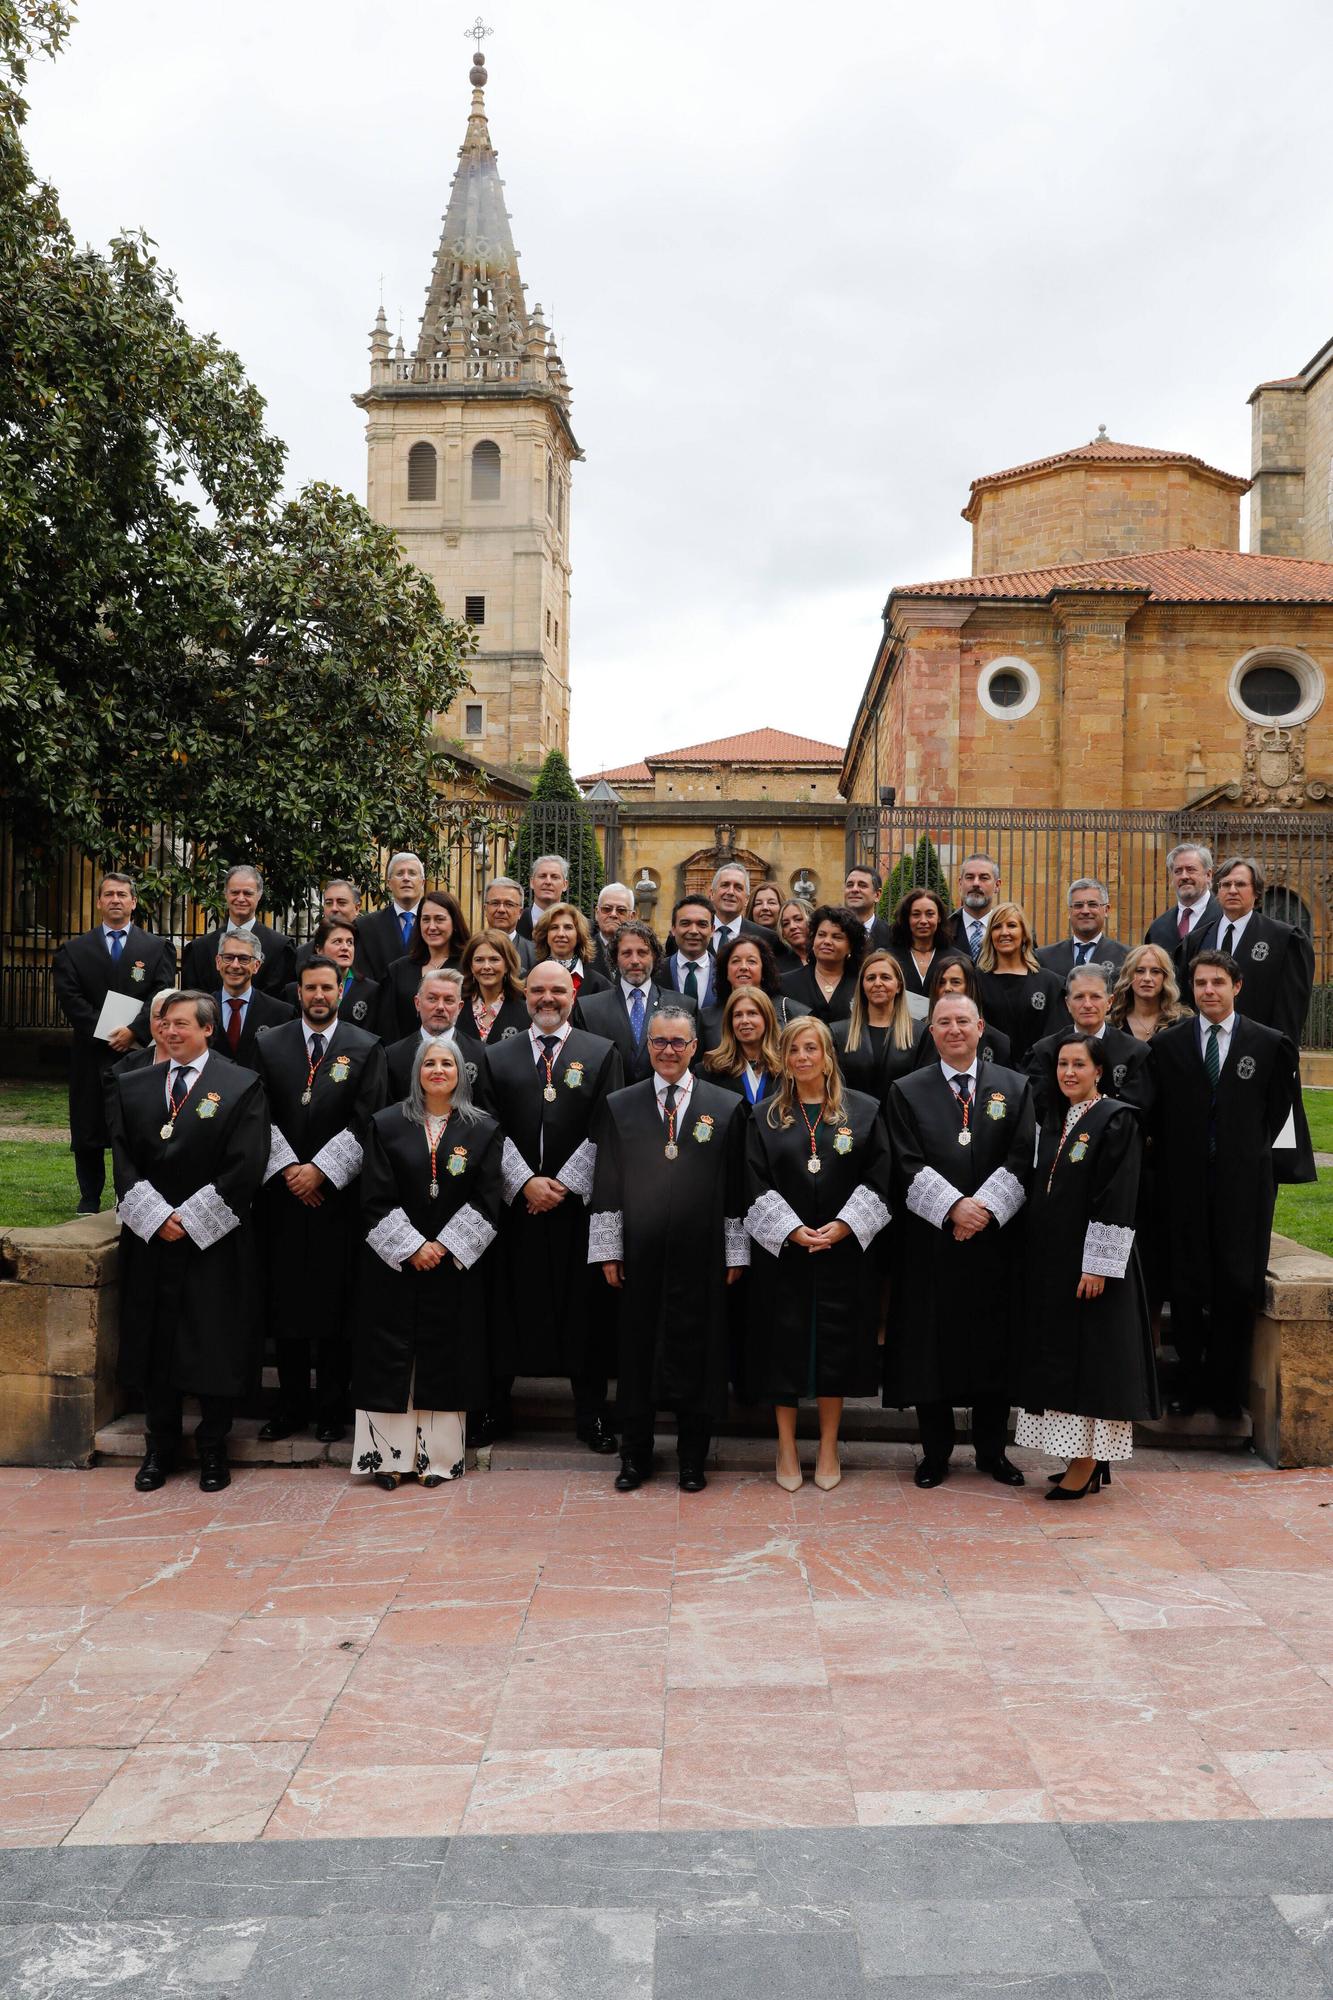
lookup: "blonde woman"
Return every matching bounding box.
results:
[532,901,610,999]
[743,1016,892,1490]
[1108,944,1193,1041]
[831,950,924,1104]
[702,987,782,1105]
[976,902,1067,1065]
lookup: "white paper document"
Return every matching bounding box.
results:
[93,991,145,1041]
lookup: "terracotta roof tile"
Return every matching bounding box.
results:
[892,547,1333,606]
[646,728,844,765]
[967,435,1249,496]
[576,760,652,785]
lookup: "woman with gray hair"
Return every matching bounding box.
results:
[353,1035,502,1489]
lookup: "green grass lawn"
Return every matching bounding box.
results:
[0,1078,69,1126]
[1274,1169,1333,1259]
[1304,1086,1333,1155]
[0,1139,87,1229]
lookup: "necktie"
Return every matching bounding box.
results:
[108,930,126,961]
[539,1033,558,1063]
[953,1074,972,1107]
[310,1032,325,1066]
[1075,942,1091,966]
[170,1065,190,1111]
[226,997,243,1052]
[1221,924,1235,957]
[663,1082,678,1123]
[399,909,415,948]
[629,988,645,1046]
[1177,906,1191,941]
[683,961,700,1002]
[1204,1023,1221,1087]
[967,921,982,962]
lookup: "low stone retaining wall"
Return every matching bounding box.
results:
[1252,1233,1333,1468]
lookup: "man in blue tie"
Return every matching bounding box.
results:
[53,872,177,1213]
[1036,879,1129,981]
[355,853,426,984]
[574,921,696,1084]
[946,855,1001,963]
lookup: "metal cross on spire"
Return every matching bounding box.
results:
[465,15,493,50]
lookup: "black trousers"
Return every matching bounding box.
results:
[621,1411,712,1469]
[1170,1299,1253,1410]
[275,1333,350,1427]
[73,1144,106,1206]
[916,1397,1010,1463]
[145,1392,232,1456]
[483,1371,611,1429]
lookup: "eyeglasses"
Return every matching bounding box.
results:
[647,1036,694,1053]
[218,953,256,966]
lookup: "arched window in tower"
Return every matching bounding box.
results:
[557,480,565,534]
[471,439,502,501]
[546,457,554,516]
[407,441,437,502]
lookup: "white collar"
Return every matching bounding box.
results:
[529,1020,572,1055]
[224,918,256,934]
[223,986,253,1005]
[1218,910,1254,940]
[102,922,130,938]
[655,1070,693,1107]
[940,1059,979,1084]
[1202,1012,1236,1036]
[391,902,417,918]
[1072,934,1104,949]
[621,975,651,1004]
[302,1017,338,1051]
[420,1021,456,1040]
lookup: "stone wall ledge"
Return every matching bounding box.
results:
[1265,1232,1333,1321]
[0,1212,118,1289]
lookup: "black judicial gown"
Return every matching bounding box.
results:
[1016,1096,1160,1423]
[883,1060,1036,1408]
[281,975,382,1037]
[589,1078,747,1423]
[779,964,859,1024]
[354,1105,502,1413]
[108,1052,269,1399]
[742,1088,892,1402]
[1024,1024,1155,1126]
[831,1017,928,1109]
[453,995,531,1046]
[379,955,460,1042]
[976,969,1069,1067]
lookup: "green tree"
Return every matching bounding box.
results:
[880,834,952,921]
[506,750,604,919]
[0,1,474,915]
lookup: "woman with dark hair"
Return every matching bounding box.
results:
[702,987,782,1105]
[975,903,1067,1067]
[532,901,610,998]
[777,900,813,968]
[746,882,800,975]
[832,950,925,1104]
[284,918,381,1033]
[714,932,791,1023]
[887,887,951,1016]
[913,953,1013,1068]
[1014,1031,1160,1500]
[779,904,864,1023]
[381,890,469,1041]
[354,1035,502,1489]
[453,929,528,1045]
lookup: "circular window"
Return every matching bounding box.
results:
[977,656,1040,721]
[1228,648,1324,727]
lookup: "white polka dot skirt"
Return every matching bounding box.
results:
[1014,1408,1135,1462]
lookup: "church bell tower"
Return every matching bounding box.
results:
[354,24,580,774]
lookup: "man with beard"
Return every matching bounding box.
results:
[946,855,1002,963]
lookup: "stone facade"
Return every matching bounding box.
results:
[1250,337,1333,562]
[0,1216,121,1466]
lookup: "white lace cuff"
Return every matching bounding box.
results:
[905,1166,963,1230]
[176,1183,241,1250]
[439,1202,497,1269]
[744,1189,803,1257]
[974,1166,1026,1228]
[1083,1220,1134,1279]
[313,1129,363,1190]
[556,1138,596,1199]
[367,1206,427,1270]
[264,1128,299,1182]
[587,1209,624,1263]
[501,1138,535,1205]
[117,1180,173,1242]
[724,1216,750,1267]
[837,1185,891,1250]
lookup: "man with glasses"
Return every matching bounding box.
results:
[589,1003,748,1493]
[213,931,294,1066]
[482,877,536,972]
[1037,879,1128,979]
[575,920,695,1085]
[590,882,635,979]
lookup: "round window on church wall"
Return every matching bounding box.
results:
[977,656,1040,721]
[1237,664,1301,717]
[1227,647,1324,729]
[988,671,1024,708]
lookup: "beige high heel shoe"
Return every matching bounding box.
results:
[813,1463,842,1492]
[775,1457,803,1492]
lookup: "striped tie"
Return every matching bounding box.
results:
[1204,1023,1221,1088]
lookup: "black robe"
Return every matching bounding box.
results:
[1181,911,1316,1184]
[1017,1096,1160,1422]
[220,988,297,1068]
[1024,1024,1155,1126]
[379,954,461,1042]
[779,963,858,1024]
[108,1051,268,1398]
[831,1016,928,1109]
[53,926,177,1150]
[589,1079,747,1422]
[483,1027,624,1376]
[743,1088,892,1402]
[182,923,295,997]
[1147,1015,1298,1312]
[251,1020,388,1339]
[353,1104,502,1414]
[883,1060,1036,1406]
[384,1032,493,1111]
[887,944,951,1005]
[280,976,381,1039]
[976,969,1069,1067]
[452,995,531,1047]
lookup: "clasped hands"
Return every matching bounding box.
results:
[283,1162,326,1208]
[522,1174,567,1215]
[407,1241,463,1273]
[947,1196,992,1243]
[788,1221,852,1254]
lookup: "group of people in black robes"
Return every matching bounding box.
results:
[55,837,1311,1498]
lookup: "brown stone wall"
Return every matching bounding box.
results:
[0,1217,122,1467]
[970,462,1241,574]
[1249,385,1308,557]
[648,765,843,804]
[613,815,847,920]
[1304,368,1333,563]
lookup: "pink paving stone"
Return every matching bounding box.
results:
[799,1531,948,1602]
[305,1645,511,1767]
[0,1747,129,1847]
[3,1540,208,1607]
[63,1740,306,1844]
[814,1599,976,1678]
[263,1760,477,1839]
[1130,1628,1333,1751]
[462,1748,662,1834]
[1035,1744,1263,1822]
[854,1788,1055,1826]
[1221,1749,1333,1818]
[521,1582,673,1637]
[1086,1575,1266,1632]
[667,1605,828,1689]
[146,1644,358,1744]
[660,1765,856,1831]
[839,1698,1042,1793]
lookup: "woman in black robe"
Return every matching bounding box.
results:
[744,1015,892,1491]
[354,1034,502,1489]
[453,928,529,1046]
[779,903,865,1024]
[976,902,1068,1066]
[380,890,469,1042]
[710,933,795,1041]
[701,987,782,1106]
[283,918,381,1035]
[832,951,926,1106]
[886,887,952,1019]
[1014,1032,1160,1499]
[531,901,611,1000]
[913,955,1014,1069]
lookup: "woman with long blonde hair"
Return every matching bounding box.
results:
[702,987,782,1104]
[832,950,923,1104]
[1108,943,1193,1040]
[976,901,1067,1065]
[742,1015,892,1492]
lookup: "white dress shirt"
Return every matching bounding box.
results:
[654,1070,695,1124]
[102,923,130,952]
[529,1020,572,1062]
[165,1055,207,1110]
[675,954,709,994]
[302,1018,338,1056]
[940,1058,980,1092]
[1199,1011,1237,1073]
[713,918,740,949]
[620,975,651,1009]
[1215,910,1253,956]
[1175,898,1209,937]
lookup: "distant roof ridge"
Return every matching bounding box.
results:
[646,727,844,765]
[964,436,1249,515]
[891,545,1333,607]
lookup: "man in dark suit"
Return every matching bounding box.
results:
[843,866,893,951]
[483,878,537,972]
[662,895,721,1010]
[515,855,570,942]
[708,862,768,954]
[1037,878,1129,980]
[1145,841,1220,954]
[575,921,697,1085]
[182,864,295,998]
[253,955,388,1442]
[294,879,365,973]
[356,853,425,984]
[945,854,1002,961]
[213,930,295,1066]
[384,967,489,1108]
[590,883,635,980]
[52,871,178,1213]
[1025,966,1153,1124]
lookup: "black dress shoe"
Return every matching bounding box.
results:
[914,1457,951,1489]
[678,1464,707,1493]
[1166,1396,1198,1418]
[198,1449,231,1493]
[315,1422,346,1444]
[75,1201,101,1216]
[615,1460,651,1492]
[134,1450,174,1493]
[258,1412,306,1442]
[468,1407,513,1449]
[577,1417,620,1456]
[977,1454,1025,1487]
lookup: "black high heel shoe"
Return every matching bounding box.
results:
[1047,1459,1112,1486]
[1045,1462,1104,1501]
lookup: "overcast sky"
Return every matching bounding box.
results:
[26,0,1333,775]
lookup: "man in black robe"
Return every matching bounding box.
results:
[1145,841,1219,953]
[474,960,624,1449]
[1149,947,1299,1419]
[182,863,295,998]
[589,1001,748,1493]
[213,929,295,1065]
[1025,966,1153,1125]
[53,871,177,1214]
[252,955,387,1442]
[885,994,1036,1487]
[108,991,268,1492]
[1036,878,1129,980]
[575,921,696,1085]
